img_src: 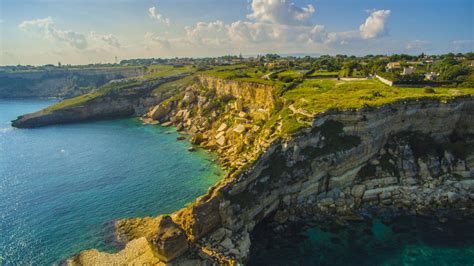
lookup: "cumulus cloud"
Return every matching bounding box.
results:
[89,31,121,48]
[19,17,87,49]
[143,1,392,56]
[228,21,281,43]
[184,20,229,46]
[149,6,170,26]
[359,10,391,39]
[247,0,315,25]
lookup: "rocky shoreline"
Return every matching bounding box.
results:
[11,74,187,128]
[65,74,474,265]
[10,74,473,265]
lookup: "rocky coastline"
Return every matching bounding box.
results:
[11,74,187,128]
[0,67,144,99]
[63,75,473,265]
[9,73,473,264]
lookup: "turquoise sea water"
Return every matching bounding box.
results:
[249,216,474,266]
[0,99,221,265]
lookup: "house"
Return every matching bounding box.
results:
[386,62,401,70]
[425,72,438,81]
[401,66,415,75]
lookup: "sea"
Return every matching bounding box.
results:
[0,99,221,265]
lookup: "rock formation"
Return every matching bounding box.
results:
[65,76,474,265]
[0,67,144,98]
[11,74,187,128]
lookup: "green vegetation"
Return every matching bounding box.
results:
[152,75,196,94]
[45,64,193,112]
[201,65,279,86]
[45,92,101,111]
[284,79,474,115]
[306,71,339,78]
[271,79,474,135]
[144,65,194,79]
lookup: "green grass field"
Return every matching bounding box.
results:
[274,79,474,134]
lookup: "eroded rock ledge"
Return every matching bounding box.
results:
[67,93,474,265]
[11,74,187,128]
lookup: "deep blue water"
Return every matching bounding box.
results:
[0,99,221,265]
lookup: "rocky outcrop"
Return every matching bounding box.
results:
[0,67,144,98]
[68,93,474,265]
[11,74,186,128]
[147,76,277,170]
[197,75,275,111]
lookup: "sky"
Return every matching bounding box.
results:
[0,0,473,65]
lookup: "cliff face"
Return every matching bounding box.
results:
[197,76,275,111]
[11,74,185,128]
[0,67,144,98]
[148,75,277,170]
[67,75,474,265]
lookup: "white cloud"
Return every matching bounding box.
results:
[184,20,229,46]
[148,6,170,26]
[144,32,171,50]
[228,21,281,43]
[19,17,87,49]
[143,2,393,56]
[359,10,391,39]
[89,32,121,49]
[405,40,430,51]
[247,0,315,26]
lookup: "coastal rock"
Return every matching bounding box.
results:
[216,136,226,146]
[233,124,246,134]
[152,216,188,262]
[217,123,228,132]
[68,77,474,265]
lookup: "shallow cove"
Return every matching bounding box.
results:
[0,99,221,265]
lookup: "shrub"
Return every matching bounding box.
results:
[424,87,435,94]
[279,76,294,83]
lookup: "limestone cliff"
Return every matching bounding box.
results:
[0,67,144,98]
[66,76,474,265]
[11,74,186,128]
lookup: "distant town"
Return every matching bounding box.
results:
[1,52,473,88]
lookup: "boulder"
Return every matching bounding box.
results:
[351,185,366,198]
[149,105,168,121]
[233,124,246,134]
[191,133,205,145]
[152,216,188,262]
[217,123,228,132]
[220,237,234,250]
[216,136,226,146]
[238,111,247,118]
[182,89,196,105]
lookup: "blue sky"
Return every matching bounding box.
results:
[0,0,473,65]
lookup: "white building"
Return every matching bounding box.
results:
[402,66,415,75]
[424,72,438,81]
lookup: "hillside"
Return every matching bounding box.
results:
[34,65,472,265]
[0,66,145,98]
